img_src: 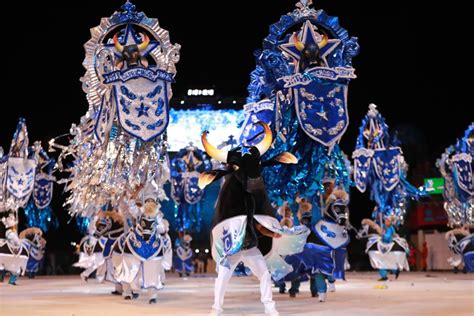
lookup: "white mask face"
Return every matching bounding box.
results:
[2,214,17,228]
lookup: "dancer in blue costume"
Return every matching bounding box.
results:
[279,187,349,301]
[438,124,473,272]
[21,228,46,279]
[174,233,194,277]
[354,104,427,280]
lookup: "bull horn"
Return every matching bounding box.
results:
[318,34,328,49]
[201,131,228,163]
[292,33,305,52]
[254,121,273,156]
[113,33,124,53]
[137,33,150,52]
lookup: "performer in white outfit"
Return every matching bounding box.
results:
[116,182,170,304]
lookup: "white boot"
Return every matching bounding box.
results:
[264,302,279,316]
[318,292,326,302]
[327,282,336,292]
[209,308,222,316]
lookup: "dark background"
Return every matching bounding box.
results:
[0,1,469,272]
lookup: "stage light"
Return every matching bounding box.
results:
[180,100,185,105]
[195,249,200,253]
[205,249,209,254]
[218,100,222,104]
[70,242,76,246]
[232,100,237,104]
[187,89,215,96]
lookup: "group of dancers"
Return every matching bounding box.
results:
[73,182,195,304]
[1,1,471,316]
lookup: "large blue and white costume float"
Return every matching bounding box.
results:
[48,1,179,302]
[238,0,357,300]
[240,0,358,206]
[0,119,49,284]
[354,104,427,280]
[437,124,473,272]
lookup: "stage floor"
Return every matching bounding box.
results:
[0,272,473,316]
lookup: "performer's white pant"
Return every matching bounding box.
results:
[212,247,276,313]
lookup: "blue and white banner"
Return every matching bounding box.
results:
[112,67,169,142]
[239,99,275,146]
[451,153,473,200]
[373,147,402,191]
[33,173,54,209]
[183,171,204,204]
[7,157,36,199]
[294,81,349,146]
[278,66,356,89]
[103,67,175,84]
[353,148,374,193]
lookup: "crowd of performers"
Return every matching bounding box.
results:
[1,119,54,285]
[1,1,471,316]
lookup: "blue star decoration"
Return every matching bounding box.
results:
[279,20,341,69]
[135,103,150,117]
[237,147,252,157]
[106,24,159,59]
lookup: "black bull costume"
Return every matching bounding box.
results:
[199,121,308,316]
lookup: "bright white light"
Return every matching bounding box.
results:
[218,100,222,104]
[70,242,77,246]
[195,249,200,253]
[166,108,244,151]
[187,89,215,96]
[180,100,185,105]
[204,249,209,254]
[232,100,237,104]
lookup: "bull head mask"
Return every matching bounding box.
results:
[292,32,328,70]
[113,32,150,69]
[198,121,298,189]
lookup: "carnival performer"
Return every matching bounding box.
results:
[0,212,28,285]
[115,182,170,304]
[174,234,194,277]
[353,104,426,280]
[0,119,42,285]
[238,2,356,296]
[20,227,46,279]
[282,188,349,301]
[445,224,474,273]
[358,215,409,281]
[438,124,473,272]
[200,122,303,316]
